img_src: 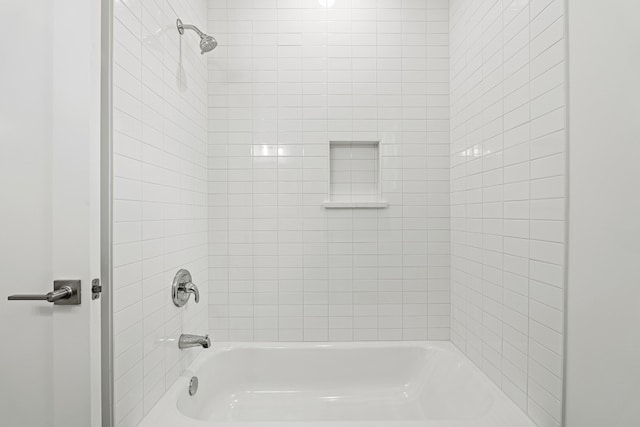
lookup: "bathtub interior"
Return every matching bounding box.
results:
[177,345,493,422]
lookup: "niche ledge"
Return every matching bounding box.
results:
[323,201,389,209]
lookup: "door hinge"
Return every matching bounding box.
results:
[91,278,102,300]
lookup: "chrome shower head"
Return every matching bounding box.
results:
[200,34,218,54]
[176,18,217,55]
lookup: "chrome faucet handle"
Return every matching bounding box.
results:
[184,281,200,303]
[171,269,200,307]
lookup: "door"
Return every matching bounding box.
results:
[0,1,102,426]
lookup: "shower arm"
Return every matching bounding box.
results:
[177,19,205,38]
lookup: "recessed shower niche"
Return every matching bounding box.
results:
[324,141,388,209]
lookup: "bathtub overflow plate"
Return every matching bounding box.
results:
[189,376,199,396]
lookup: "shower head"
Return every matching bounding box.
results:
[200,34,218,53]
[176,18,217,54]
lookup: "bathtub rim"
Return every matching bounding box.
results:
[138,340,537,427]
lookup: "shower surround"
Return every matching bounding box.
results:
[111,0,209,426]
[111,0,569,426]
[449,0,567,426]
[207,0,452,343]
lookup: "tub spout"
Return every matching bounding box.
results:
[179,334,211,349]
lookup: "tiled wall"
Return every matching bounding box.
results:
[111,0,208,426]
[207,0,451,342]
[449,0,566,426]
[112,0,569,424]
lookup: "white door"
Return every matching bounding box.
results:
[0,1,102,426]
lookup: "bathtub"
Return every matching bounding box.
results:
[139,341,535,427]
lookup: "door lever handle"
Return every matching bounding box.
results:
[7,280,81,305]
[8,286,73,302]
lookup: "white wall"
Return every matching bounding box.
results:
[207,0,451,342]
[111,0,209,426]
[565,0,640,426]
[0,2,54,425]
[449,0,567,426]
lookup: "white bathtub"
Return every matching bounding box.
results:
[139,342,535,427]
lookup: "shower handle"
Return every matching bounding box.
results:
[7,280,81,305]
[171,269,200,307]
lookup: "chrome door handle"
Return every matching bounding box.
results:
[7,280,81,305]
[9,286,72,302]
